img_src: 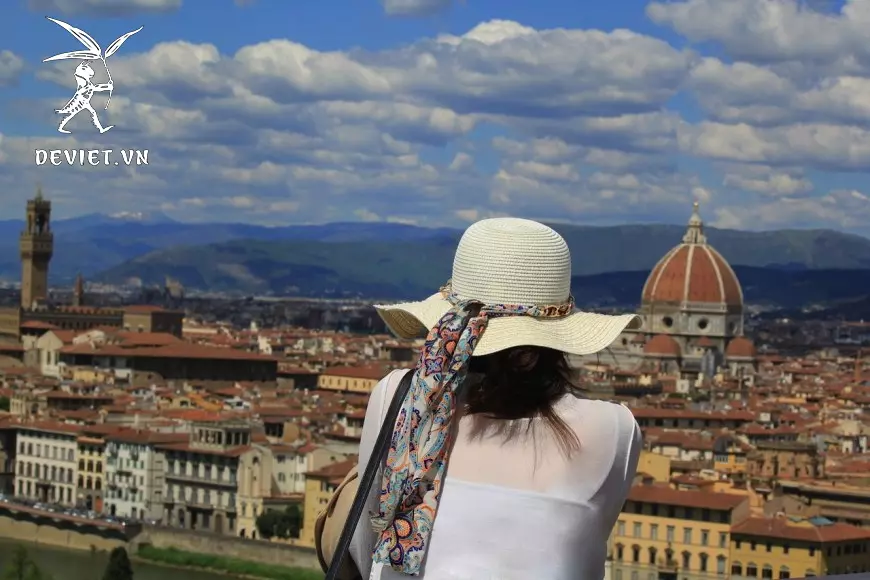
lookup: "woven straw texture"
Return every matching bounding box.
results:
[375,218,639,356]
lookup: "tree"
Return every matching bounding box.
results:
[281,503,302,538]
[2,545,51,580]
[101,547,133,580]
[255,504,303,540]
[0,396,9,412]
[255,509,283,540]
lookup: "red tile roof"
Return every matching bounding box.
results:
[732,516,870,543]
[628,484,748,511]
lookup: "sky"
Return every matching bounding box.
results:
[1,0,870,233]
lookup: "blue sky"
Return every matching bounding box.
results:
[1,0,869,233]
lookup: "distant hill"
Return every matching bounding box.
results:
[5,213,870,288]
[0,218,458,282]
[95,233,870,307]
[570,268,870,310]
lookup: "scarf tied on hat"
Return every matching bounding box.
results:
[369,281,575,575]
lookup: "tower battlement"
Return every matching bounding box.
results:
[20,188,53,309]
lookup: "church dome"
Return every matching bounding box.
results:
[644,334,681,357]
[726,336,756,359]
[641,202,743,308]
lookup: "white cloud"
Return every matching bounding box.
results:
[647,0,870,66]
[723,171,813,197]
[6,3,870,233]
[27,0,181,16]
[0,51,24,87]
[381,0,454,16]
[711,189,870,230]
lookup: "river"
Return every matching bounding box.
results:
[0,538,225,580]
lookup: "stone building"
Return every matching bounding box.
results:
[0,419,16,495]
[19,191,53,310]
[159,420,250,534]
[76,432,105,511]
[747,441,824,482]
[579,203,758,380]
[236,442,348,539]
[14,422,78,505]
[0,192,184,339]
[104,429,185,521]
[609,483,750,580]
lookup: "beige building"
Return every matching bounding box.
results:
[76,433,105,512]
[610,482,750,580]
[299,458,357,548]
[317,366,385,394]
[159,420,249,534]
[15,422,79,505]
[236,442,349,539]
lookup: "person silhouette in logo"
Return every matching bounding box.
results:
[56,61,113,134]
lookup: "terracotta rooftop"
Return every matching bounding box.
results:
[731,516,870,543]
[628,484,748,511]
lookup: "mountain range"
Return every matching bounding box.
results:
[3,214,870,308]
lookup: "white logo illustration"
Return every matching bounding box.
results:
[43,17,142,134]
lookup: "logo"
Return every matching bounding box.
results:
[42,17,142,134]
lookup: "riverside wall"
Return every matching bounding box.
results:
[0,512,128,552]
[0,505,320,571]
[131,525,321,570]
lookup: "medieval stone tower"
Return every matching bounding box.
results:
[19,189,53,309]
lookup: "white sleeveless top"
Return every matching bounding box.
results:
[350,370,642,580]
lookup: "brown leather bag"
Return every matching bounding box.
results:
[315,465,361,579]
[315,370,413,580]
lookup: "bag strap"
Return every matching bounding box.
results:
[325,369,415,580]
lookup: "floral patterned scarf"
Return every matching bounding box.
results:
[370,281,575,575]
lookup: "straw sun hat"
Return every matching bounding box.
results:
[374,217,641,357]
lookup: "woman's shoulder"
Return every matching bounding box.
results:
[559,395,641,452]
[559,394,637,427]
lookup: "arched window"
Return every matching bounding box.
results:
[780,566,790,579]
[95,479,102,491]
[804,569,815,577]
[648,547,657,565]
[96,461,102,473]
[616,543,624,561]
[85,476,92,490]
[747,562,758,577]
[632,545,640,563]
[78,459,85,470]
[77,475,84,487]
[682,551,691,570]
[699,553,709,572]
[717,555,727,575]
[763,564,773,579]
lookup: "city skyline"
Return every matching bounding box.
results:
[2,0,870,234]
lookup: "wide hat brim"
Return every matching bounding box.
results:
[374,293,641,357]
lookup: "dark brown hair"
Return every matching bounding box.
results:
[464,346,582,455]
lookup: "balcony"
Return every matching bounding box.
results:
[164,472,237,488]
[657,557,679,571]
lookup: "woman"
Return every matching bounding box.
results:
[350,217,643,579]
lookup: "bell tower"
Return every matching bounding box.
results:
[20,188,53,309]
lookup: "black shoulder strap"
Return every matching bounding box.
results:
[325,369,415,580]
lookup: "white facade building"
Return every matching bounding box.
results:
[15,423,78,506]
[104,431,181,521]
